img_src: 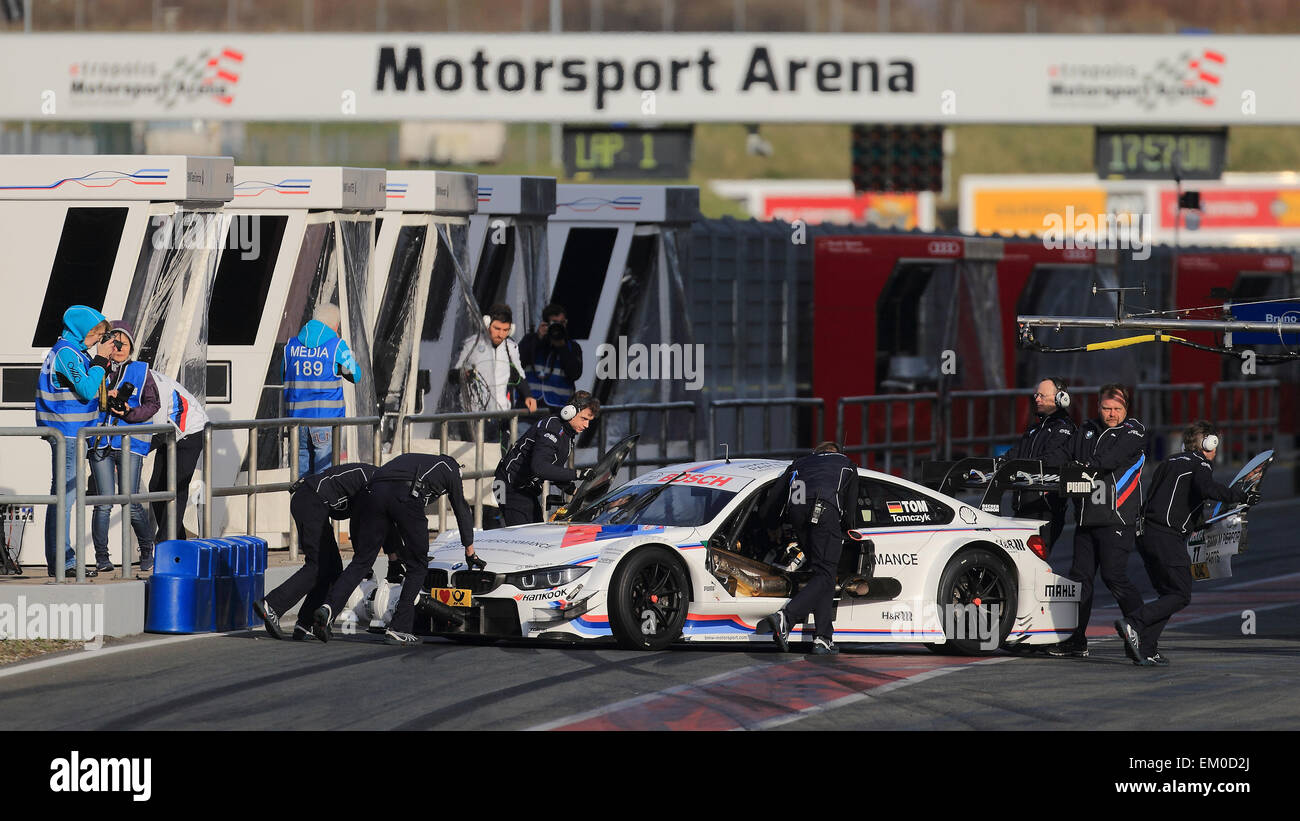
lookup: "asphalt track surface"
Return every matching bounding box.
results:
[2,499,1296,732]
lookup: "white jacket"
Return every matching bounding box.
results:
[148,370,210,439]
[455,334,526,412]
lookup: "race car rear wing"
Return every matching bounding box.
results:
[920,458,1063,513]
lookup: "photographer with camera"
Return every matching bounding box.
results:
[88,321,160,574]
[519,303,584,414]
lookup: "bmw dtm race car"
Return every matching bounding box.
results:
[409,448,1081,653]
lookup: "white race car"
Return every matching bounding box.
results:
[421,457,1080,653]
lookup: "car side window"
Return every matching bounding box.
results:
[856,477,954,527]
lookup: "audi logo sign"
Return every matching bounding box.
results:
[927,240,961,256]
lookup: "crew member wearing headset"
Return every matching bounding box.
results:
[313,453,477,646]
[1050,383,1146,658]
[453,303,536,446]
[255,463,377,641]
[1001,377,1077,553]
[1116,421,1259,666]
[493,391,598,526]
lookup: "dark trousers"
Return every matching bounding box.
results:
[1130,524,1193,656]
[1013,495,1067,555]
[264,489,342,622]
[148,432,203,540]
[322,483,429,634]
[1066,524,1144,645]
[500,486,543,526]
[782,520,845,641]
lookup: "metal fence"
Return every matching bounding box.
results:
[836,380,1283,475]
[203,416,381,558]
[0,428,66,579]
[73,424,178,583]
[707,398,825,460]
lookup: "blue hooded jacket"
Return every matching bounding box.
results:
[54,305,108,401]
[286,319,359,383]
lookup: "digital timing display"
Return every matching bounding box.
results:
[1095,128,1227,180]
[562,126,693,180]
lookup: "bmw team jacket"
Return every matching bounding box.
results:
[1142,451,1248,535]
[1003,407,1077,508]
[1071,416,1147,528]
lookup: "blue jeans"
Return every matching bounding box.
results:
[44,437,78,574]
[298,425,333,477]
[89,449,156,567]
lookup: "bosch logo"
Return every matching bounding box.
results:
[928,240,961,256]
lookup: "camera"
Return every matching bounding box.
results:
[107,382,135,414]
[547,321,568,343]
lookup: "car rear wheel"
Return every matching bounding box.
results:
[609,547,689,651]
[933,547,1016,657]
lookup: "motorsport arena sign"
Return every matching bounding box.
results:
[3,34,1300,123]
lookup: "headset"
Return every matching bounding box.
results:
[1201,433,1220,452]
[483,314,515,336]
[560,391,592,421]
[1039,376,1070,409]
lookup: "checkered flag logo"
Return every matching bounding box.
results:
[159,47,243,108]
[1147,48,1224,108]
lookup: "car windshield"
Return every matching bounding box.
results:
[568,482,735,527]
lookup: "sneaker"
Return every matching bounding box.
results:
[757,610,790,652]
[1045,640,1088,658]
[1114,619,1142,663]
[139,551,154,573]
[1132,656,1157,667]
[383,629,421,646]
[291,624,314,641]
[1147,651,1169,666]
[83,565,98,578]
[385,563,405,584]
[95,560,114,574]
[253,599,286,640]
[312,604,333,643]
[811,637,840,655]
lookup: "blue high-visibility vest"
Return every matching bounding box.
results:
[95,360,152,456]
[526,348,575,408]
[283,335,345,418]
[35,339,101,438]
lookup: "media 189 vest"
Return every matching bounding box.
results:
[283,335,344,419]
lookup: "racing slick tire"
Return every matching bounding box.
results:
[930,547,1017,657]
[608,547,690,651]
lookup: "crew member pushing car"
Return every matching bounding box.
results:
[757,442,859,655]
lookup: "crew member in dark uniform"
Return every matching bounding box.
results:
[493,390,597,526]
[313,454,477,646]
[1117,421,1258,666]
[1051,383,1146,658]
[254,463,376,641]
[1001,377,1077,553]
[756,442,859,655]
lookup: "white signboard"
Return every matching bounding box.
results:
[2,34,1299,123]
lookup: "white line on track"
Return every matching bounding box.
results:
[0,630,246,682]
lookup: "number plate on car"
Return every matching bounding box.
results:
[428,587,473,607]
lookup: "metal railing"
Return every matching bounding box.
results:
[836,392,941,476]
[400,408,526,531]
[594,401,697,475]
[0,428,65,580]
[203,416,381,558]
[74,423,177,583]
[836,380,1282,477]
[708,398,824,460]
[1211,380,1281,458]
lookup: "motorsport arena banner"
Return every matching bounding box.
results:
[4,34,1300,123]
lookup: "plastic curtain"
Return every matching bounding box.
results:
[336,216,378,464]
[122,207,226,399]
[372,223,428,447]
[435,220,493,416]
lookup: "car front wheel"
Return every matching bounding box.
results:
[608,547,690,651]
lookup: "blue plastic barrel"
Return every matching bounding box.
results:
[145,540,216,633]
[203,538,237,632]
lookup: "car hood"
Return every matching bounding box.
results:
[429,522,696,573]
